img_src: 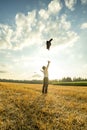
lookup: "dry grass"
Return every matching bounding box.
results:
[0,82,87,130]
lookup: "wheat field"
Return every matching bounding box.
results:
[0,82,87,130]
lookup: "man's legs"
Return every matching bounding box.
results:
[42,85,45,93]
[42,77,48,94]
[42,78,45,93]
[45,77,48,93]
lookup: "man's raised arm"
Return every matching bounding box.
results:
[47,61,50,69]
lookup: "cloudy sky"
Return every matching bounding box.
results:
[0,0,87,80]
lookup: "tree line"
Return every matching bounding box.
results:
[0,77,87,84]
[59,77,87,82]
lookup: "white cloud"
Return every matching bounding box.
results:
[59,14,71,30]
[0,64,6,71]
[66,31,79,43]
[0,62,13,79]
[81,0,87,4]
[81,23,87,29]
[83,64,87,69]
[0,12,39,49]
[43,14,79,47]
[0,0,79,50]
[39,9,49,20]
[0,24,13,49]
[65,0,77,11]
[48,0,62,14]
[12,10,37,50]
[39,0,62,19]
[32,73,42,79]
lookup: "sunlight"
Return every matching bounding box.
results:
[49,60,59,80]
[23,62,29,67]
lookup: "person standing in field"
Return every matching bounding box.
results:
[41,61,50,94]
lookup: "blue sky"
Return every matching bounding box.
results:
[0,0,87,80]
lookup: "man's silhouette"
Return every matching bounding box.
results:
[41,61,50,94]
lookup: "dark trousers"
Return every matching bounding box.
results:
[42,77,48,94]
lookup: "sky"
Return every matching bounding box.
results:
[0,0,87,80]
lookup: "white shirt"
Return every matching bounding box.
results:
[43,68,48,77]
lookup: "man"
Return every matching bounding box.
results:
[41,61,50,94]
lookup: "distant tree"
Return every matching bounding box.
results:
[73,77,82,81]
[61,77,72,82]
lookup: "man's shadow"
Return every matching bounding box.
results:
[27,94,48,129]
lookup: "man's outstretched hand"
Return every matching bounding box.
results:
[48,61,50,64]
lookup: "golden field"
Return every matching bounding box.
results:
[0,82,87,130]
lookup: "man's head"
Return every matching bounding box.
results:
[42,66,46,70]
